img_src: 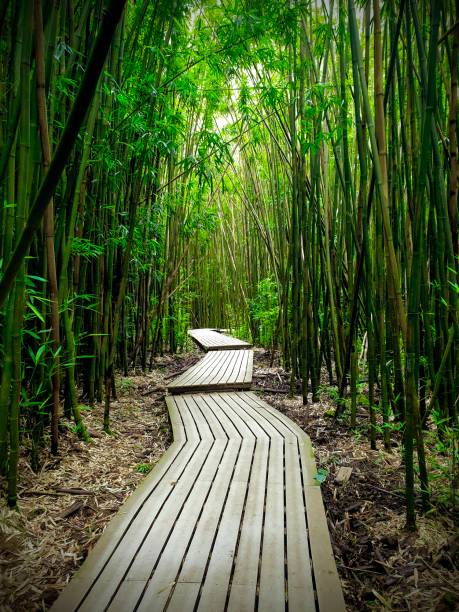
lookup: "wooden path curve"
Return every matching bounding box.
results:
[168,349,253,393]
[52,330,344,612]
[188,328,252,351]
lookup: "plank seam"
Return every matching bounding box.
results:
[297,437,320,612]
[102,404,206,609]
[192,438,244,611]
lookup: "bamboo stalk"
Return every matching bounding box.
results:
[0,0,127,307]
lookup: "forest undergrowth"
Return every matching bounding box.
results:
[0,349,457,612]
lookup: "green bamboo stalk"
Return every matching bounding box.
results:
[34,0,60,455]
[8,0,32,507]
[0,0,127,307]
[348,0,407,343]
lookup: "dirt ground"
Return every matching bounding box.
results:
[0,348,457,611]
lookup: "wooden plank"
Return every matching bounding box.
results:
[168,351,253,394]
[304,486,346,611]
[115,441,227,610]
[167,351,225,390]
[231,392,279,430]
[231,392,289,440]
[217,351,242,385]
[167,393,187,442]
[227,441,269,612]
[196,482,246,611]
[175,440,241,585]
[196,435,255,611]
[167,396,201,441]
[239,392,297,440]
[133,467,225,611]
[209,351,236,386]
[284,441,315,611]
[231,436,255,484]
[188,394,228,440]
[243,353,253,383]
[237,351,249,382]
[165,439,241,611]
[167,583,201,612]
[221,393,270,441]
[50,438,192,612]
[210,393,258,441]
[106,581,146,612]
[180,395,214,440]
[227,584,255,612]
[169,351,226,389]
[209,352,242,386]
[257,438,286,612]
[184,351,230,386]
[124,440,214,582]
[240,393,336,610]
[74,441,212,611]
[297,435,319,489]
[196,393,242,440]
[188,328,252,351]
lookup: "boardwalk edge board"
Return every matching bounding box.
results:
[52,329,345,612]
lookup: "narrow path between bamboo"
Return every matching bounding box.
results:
[52,329,344,611]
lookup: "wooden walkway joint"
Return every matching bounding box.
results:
[52,330,344,612]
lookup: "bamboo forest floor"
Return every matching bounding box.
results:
[0,349,457,611]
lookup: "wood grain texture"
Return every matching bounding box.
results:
[188,328,252,351]
[167,350,253,393]
[52,330,344,612]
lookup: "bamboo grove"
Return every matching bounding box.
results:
[0,0,457,530]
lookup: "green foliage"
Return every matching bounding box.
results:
[117,377,135,394]
[71,421,90,442]
[424,412,459,510]
[136,462,153,474]
[249,277,279,347]
[314,467,328,484]
[71,237,105,259]
[318,385,340,402]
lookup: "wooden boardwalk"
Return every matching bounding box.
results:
[188,328,252,351]
[52,331,344,612]
[167,349,253,393]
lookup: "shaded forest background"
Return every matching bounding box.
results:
[0,0,457,534]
